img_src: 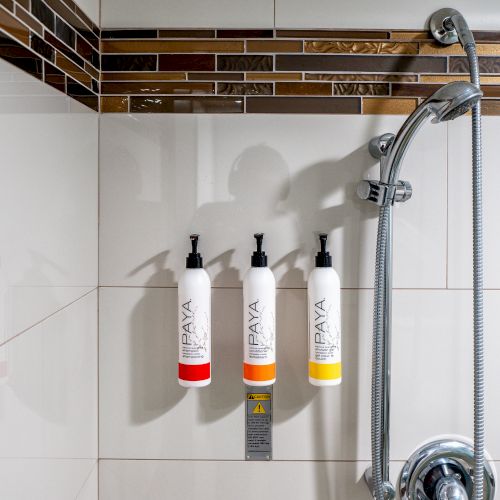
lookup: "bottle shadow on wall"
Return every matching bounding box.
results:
[128,250,187,425]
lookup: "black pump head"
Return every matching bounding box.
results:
[315,233,332,267]
[186,234,203,268]
[251,233,268,267]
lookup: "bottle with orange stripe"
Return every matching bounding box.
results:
[243,233,276,386]
[308,233,341,386]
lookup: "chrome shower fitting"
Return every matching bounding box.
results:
[357,81,482,207]
[429,8,476,48]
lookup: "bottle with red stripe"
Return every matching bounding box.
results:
[243,233,276,386]
[178,234,211,387]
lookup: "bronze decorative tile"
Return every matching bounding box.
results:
[159,29,215,38]
[391,83,500,98]
[449,56,500,74]
[217,29,273,38]
[130,96,243,113]
[277,54,447,73]
[102,54,157,71]
[102,40,244,54]
[0,7,29,45]
[0,0,13,11]
[420,42,500,55]
[0,32,42,80]
[246,40,302,53]
[305,73,418,82]
[31,33,55,62]
[14,5,43,36]
[56,51,92,86]
[44,60,65,91]
[218,55,273,71]
[305,41,418,54]
[247,72,302,81]
[275,81,332,95]
[102,71,186,81]
[390,31,431,40]
[334,82,389,96]
[159,54,215,71]
[481,99,500,114]
[101,81,214,94]
[188,72,243,81]
[276,30,389,39]
[100,96,129,112]
[246,96,360,113]
[363,97,418,114]
[217,82,272,95]
[421,74,500,84]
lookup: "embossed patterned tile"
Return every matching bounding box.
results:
[304,40,418,54]
[305,73,418,82]
[217,82,272,95]
[334,82,389,96]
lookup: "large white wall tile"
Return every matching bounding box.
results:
[275,1,500,29]
[77,462,99,500]
[74,0,99,25]
[0,61,98,344]
[101,0,273,28]
[100,114,447,290]
[100,287,500,461]
[448,116,500,289]
[0,291,98,458]
[0,458,96,500]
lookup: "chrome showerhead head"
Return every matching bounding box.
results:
[427,81,482,122]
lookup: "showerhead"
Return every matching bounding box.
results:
[427,81,482,122]
[429,8,475,48]
[380,81,482,185]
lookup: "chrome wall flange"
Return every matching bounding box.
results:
[364,467,396,500]
[429,8,460,45]
[399,438,496,500]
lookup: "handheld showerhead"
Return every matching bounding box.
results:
[429,8,475,48]
[380,81,482,185]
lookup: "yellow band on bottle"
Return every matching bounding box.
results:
[309,361,342,380]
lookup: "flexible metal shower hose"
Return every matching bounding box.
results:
[371,204,391,500]
[465,43,485,500]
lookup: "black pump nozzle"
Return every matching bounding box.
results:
[251,233,267,267]
[186,234,203,268]
[315,233,332,267]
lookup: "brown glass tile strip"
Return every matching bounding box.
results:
[130,96,243,113]
[31,0,54,31]
[102,71,186,81]
[0,0,13,11]
[218,55,273,71]
[277,54,446,73]
[159,53,214,71]
[305,73,418,82]
[14,5,43,36]
[217,82,272,95]
[56,50,91,86]
[31,33,55,61]
[158,29,215,38]
[275,81,332,95]
[450,56,500,74]
[55,16,75,48]
[246,96,360,113]
[390,31,431,40]
[102,54,157,71]
[102,39,244,54]
[67,76,98,106]
[217,29,273,38]
[188,72,242,81]
[335,82,389,96]
[101,81,214,94]
[44,59,65,91]
[363,97,418,114]
[481,99,500,114]
[305,41,418,54]
[276,29,389,39]
[100,95,129,112]
[473,31,500,42]
[16,0,29,9]
[85,61,98,79]
[0,6,29,44]
[246,40,302,53]
[45,31,84,67]
[76,34,99,68]
[101,29,158,39]
[0,31,42,79]
[247,72,302,81]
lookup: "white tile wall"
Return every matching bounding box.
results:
[274,0,500,29]
[99,114,447,290]
[448,116,500,289]
[101,0,274,29]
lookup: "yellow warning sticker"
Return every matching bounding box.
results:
[247,393,271,401]
[252,403,266,414]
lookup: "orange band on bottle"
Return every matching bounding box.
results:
[243,362,276,382]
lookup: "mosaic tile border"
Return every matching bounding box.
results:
[2,9,500,115]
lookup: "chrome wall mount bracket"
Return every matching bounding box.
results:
[364,467,396,500]
[429,8,461,45]
[399,438,496,500]
[357,134,412,206]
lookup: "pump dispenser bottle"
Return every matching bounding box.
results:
[307,233,341,386]
[243,233,276,386]
[178,234,211,387]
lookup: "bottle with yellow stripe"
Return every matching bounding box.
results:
[308,233,341,386]
[243,233,276,386]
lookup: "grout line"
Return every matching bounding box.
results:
[0,288,97,348]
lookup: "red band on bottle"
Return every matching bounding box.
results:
[178,362,211,381]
